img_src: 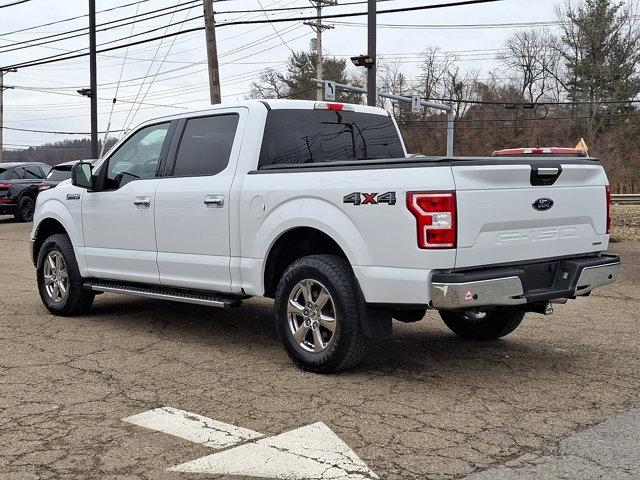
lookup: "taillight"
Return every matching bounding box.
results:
[0,183,10,189]
[606,185,611,234]
[407,192,457,249]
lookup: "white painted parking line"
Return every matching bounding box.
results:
[123,406,262,449]
[171,421,378,480]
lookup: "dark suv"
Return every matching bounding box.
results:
[0,162,51,222]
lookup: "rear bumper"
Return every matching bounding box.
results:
[0,202,17,215]
[430,254,620,310]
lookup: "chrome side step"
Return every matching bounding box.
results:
[84,281,243,309]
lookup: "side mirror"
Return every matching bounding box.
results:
[71,162,93,190]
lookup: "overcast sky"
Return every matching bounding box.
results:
[0,0,559,149]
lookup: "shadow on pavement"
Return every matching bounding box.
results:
[83,294,576,381]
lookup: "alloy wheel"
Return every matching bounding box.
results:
[287,279,337,353]
[43,251,69,303]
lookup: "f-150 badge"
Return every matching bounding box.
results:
[343,192,396,205]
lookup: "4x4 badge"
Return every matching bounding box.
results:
[343,192,396,206]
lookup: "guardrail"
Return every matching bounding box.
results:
[612,194,640,205]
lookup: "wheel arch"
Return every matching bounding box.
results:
[262,226,350,298]
[243,196,371,298]
[32,217,69,266]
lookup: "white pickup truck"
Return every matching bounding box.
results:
[31,99,620,373]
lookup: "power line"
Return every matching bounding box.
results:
[8,85,187,109]
[101,0,144,157]
[3,0,504,70]
[1,0,155,36]
[0,0,30,9]
[420,96,640,106]
[0,0,203,53]
[0,0,381,54]
[124,4,197,131]
[1,125,124,135]
[214,0,396,15]
[256,0,294,53]
[331,19,561,30]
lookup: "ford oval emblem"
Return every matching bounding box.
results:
[532,197,554,211]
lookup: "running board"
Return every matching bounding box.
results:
[83,281,243,309]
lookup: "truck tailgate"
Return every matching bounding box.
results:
[452,160,609,268]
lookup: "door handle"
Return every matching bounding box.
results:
[204,195,224,208]
[133,196,151,207]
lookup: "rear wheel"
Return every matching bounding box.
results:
[439,308,525,341]
[37,234,95,316]
[275,255,368,373]
[14,196,35,222]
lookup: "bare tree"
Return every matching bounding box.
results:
[417,47,457,101]
[250,68,288,99]
[377,58,411,117]
[499,29,563,103]
[443,66,479,119]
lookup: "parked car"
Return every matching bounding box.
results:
[22,160,89,204]
[0,162,51,222]
[30,100,619,373]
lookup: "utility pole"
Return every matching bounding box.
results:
[89,0,98,158]
[305,0,336,101]
[203,0,221,104]
[366,0,376,106]
[0,68,16,163]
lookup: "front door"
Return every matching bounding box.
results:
[82,122,172,284]
[154,111,243,292]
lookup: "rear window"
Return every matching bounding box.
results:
[47,165,73,181]
[173,114,239,177]
[24,166,45,179]
[0,168,7,180]
[258,109,405,168]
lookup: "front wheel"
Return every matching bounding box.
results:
[274,255,368,374]
[439,308,525,341]
[14,196,35,222]
[37,234,95,316]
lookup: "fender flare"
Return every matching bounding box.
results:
[32,199,86,273]
[255,197,372,269]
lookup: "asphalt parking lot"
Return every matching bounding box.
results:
[1,217,639,480]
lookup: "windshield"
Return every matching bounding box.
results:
[258,109,405,168]
[46,165,73,182]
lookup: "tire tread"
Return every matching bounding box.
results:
[37,234,94,316]
[275,254,367,373]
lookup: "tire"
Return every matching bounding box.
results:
[439,308,525,341]
[36,234,95,316]
[274,255,368,374]
[14,195,35,222]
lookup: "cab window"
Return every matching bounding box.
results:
[104,123,170,189]
[172,114,239,177]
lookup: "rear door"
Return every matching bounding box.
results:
[154,109,244,292]
[451,158,609,268]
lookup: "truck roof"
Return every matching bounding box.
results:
[134,99,389,129]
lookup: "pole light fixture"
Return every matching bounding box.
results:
[350,55,374,69]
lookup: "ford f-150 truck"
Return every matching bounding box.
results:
[30,99,620,373]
